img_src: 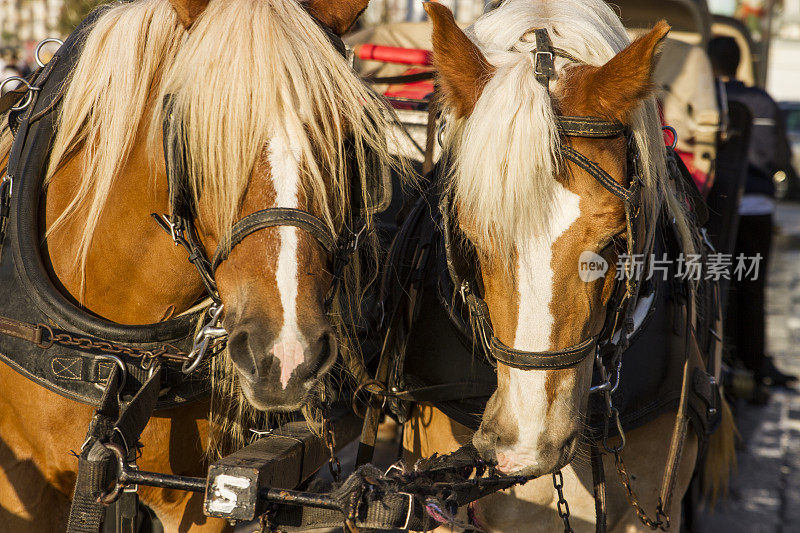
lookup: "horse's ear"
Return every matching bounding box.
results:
[566,20,670,122]
[305,0,370,36]
[424,1,495,118]
[168,0,209,28]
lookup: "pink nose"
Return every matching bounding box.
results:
[495,452,516,474]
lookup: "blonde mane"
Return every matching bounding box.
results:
[445,0,696,267]
[42,0,399,457]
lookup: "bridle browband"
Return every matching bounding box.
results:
[448,28,647,375]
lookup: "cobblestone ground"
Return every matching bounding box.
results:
[695,202,800,533]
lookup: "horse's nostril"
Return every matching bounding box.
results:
[227,330,258,377]
[306,332,332,377]
[473,430,499,462]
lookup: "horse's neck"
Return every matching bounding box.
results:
[43,125,205,325]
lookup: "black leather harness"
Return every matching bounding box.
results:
[0,7,207,408]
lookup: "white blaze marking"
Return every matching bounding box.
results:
[499,183,581,470]
[268,131,305,389]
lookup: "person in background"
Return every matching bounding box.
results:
[708,36,797,401]
[10,50,30,79]
[0,48,21,87]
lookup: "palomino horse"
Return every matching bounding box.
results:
[400,1,735,531]
[0,0,394,530]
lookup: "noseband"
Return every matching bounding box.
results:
[447,29,647,375]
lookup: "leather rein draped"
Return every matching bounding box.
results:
[446,28,647,375]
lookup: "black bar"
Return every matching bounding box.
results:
[259,488,340,510]
[118,467,341,511]
[121,469,205,493]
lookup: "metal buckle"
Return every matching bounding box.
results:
[158,214,183,246]
[182,302,226,374]
[0,77,39,112]
[534,50,554,76]
[662,125,678,150]
[98,354,128,403]
[1,172,12,199]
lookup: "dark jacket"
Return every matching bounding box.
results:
[725,80,793,197]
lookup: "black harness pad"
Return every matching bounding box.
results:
[385,189,719,440]
[0,9,209,408]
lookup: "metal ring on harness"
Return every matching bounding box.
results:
[352,379,388,419]
[0,77,38,112]
[182,302,226,374]
[35,38,64,68]
[662,125,678,150]
[98,354,128,397]
[97,442,130,504]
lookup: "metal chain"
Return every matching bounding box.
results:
[613,451,669,531]
[320,379,342,483]
[37,324,195,367]
[552,471,573,533]
[323,417,341,482]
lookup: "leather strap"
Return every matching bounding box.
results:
[558,116,626,138]
[67,366,162,533]
[491,334,598,370]
[211,208,335,271]
[378,382,495,403]
[533,28,557,87]
[562,145,636,204]
[656,301,696,528]
[591,442,607,533]
[0,314,43,345]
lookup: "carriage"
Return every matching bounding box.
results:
[0,1,740,531]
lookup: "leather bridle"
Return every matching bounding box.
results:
[153,19,370,372]
[445,28,650,376]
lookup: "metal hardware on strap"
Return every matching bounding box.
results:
[34,38,64,68]
[553,471,574,533]
[182,302,226,374]
[0,76,39,112]
[533,29,556,86]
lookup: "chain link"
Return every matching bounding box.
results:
[40,326,194,366]
[323,416,342,482]
[552,471,573,533]
[613,451,669,530]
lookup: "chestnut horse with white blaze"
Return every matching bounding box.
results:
[0,0,393,530]
[402,1,735,531]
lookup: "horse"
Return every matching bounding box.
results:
[390,1,736,531]
[0,0,396,530]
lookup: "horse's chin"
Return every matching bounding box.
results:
[494,434,581,477]
[238,376,319,413]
